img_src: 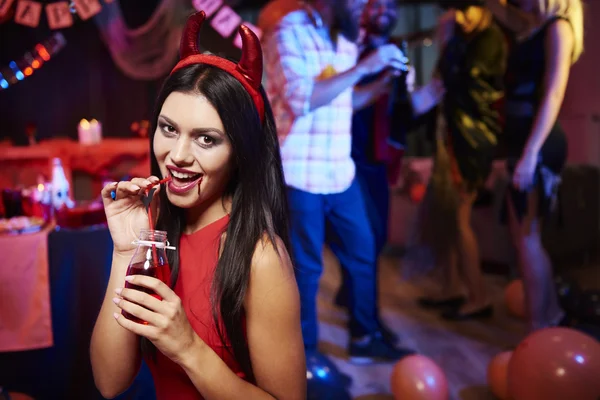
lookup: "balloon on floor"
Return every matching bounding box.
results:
[487,351,512,400]
[504,279,525,319]
[508,327,600,400]
[390,355,448,400]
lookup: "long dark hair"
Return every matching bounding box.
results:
[144,64,290,379]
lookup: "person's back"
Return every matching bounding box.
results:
[503,17,567,165]
[408,4,507,320]
[438,21,506,188]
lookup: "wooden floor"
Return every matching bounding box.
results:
[316,247,528,400]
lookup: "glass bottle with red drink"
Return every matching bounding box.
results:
[122,229,173,324]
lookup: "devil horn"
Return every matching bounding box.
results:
[236,25,263,89]
[180,11,206,60]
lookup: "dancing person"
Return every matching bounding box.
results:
[90,12,306,399]
[486,0,584,330]
[264,0,412,363]
[333,0,414,344]
[410,1,507,319]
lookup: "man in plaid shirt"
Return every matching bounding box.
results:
[264,0,412,364]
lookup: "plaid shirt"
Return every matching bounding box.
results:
[264,9,358,194]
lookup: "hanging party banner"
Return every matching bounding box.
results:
[192,0,262,49]
[2,0,260,43]
[0,0,106,29]
[46,2,73,29]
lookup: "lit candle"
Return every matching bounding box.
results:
[78,119,90,144]
[90,119,102,143]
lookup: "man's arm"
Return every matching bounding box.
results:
[352,69,397,111]
[264,25,364,118]
[264,25,406,117]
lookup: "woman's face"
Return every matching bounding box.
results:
[454,6,486,34]
[153,91,234,210]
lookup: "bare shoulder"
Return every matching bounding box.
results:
[544,18,574,60]
[546,18,573,44]
[249,234,295,293]
[253,233,293,271]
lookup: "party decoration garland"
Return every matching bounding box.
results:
[0,0,109,29]
[192,0,262,49]
[0,32,67,91]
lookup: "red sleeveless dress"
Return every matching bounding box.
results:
[146,214,247,399]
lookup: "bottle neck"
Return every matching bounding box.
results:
[140,230,168,243]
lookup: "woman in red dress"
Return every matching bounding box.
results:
[90,12,306,399]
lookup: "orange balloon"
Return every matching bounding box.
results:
[487,351,512,400]
[391,355,449,400]
[504,279,525,319]
[257,0,301,37]
[508,327,600,400]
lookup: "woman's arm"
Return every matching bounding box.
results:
[177,236,306,400]
[411,77,445,116]
[408,11,452,117]
[523,19,574,156]
[90,251,142,399]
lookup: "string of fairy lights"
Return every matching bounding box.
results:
[0,0,257,91]
[0,32,67,91]
[0,0,84,91]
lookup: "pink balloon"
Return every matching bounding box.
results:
[391,355,449,400]
[508,327,600,400]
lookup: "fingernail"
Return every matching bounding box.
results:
[112,297,121,304]
[131,185,141,191]
[113,312,120,319]
[114,288,122,295]
[125,275,133,282]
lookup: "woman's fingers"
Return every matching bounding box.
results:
[102,176,164,206]
[130,177,153,191]
[101,182,119,207]
[115,181,142,200]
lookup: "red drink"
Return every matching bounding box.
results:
[122,260,170,324]
[121,178,172,325]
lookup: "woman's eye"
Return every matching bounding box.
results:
[161,124,176,135]
[198,135,214,145]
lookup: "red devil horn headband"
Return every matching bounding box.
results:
[171,11,265,123]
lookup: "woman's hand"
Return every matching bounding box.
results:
[101,176,160,255]
[512,151,538,191]
[112,275,199,366]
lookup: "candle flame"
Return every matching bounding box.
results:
[80,119,90,128]
[90,119,99,126]
[37,184,44,191]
